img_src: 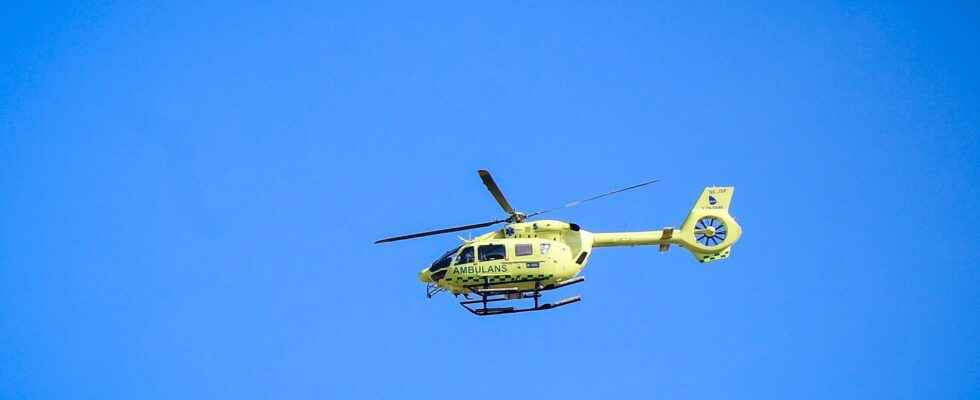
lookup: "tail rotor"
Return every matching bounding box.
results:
[694,217,728,247]
[678,187,741,263]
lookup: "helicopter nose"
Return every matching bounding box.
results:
[418,268,433,283]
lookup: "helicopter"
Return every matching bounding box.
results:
[375,170,742,316]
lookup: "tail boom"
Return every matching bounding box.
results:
[590,186,741,264]
[592,229,675,248]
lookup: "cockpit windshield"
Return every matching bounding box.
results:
[429,245,461,272]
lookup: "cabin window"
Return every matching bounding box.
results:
[478,244,506,261]
[455,247,474,265]
[515,243,533,257]
[540,243,551,255]
[576,251,589,265]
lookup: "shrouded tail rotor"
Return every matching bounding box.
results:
[678,187,741,263]
[694,216,728,247]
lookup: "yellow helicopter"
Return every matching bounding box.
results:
[375,170,742,316]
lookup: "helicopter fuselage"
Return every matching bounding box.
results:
[420,220,594,294]
[389,175,741,315]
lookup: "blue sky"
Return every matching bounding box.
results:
[2,1,978,399]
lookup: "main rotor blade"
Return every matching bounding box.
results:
[526,178,660,218]
[374,219,507,244]
[478,170,516,216]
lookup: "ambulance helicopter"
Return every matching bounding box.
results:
[375,170,742,316]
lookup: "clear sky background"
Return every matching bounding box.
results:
[2,1,978,399]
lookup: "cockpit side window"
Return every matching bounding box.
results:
[478,244,506,261]
[455,246,475,265]
[428,246,460,272]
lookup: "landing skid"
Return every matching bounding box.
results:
[459,276,585,316]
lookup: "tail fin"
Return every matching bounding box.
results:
[678,187,742,263]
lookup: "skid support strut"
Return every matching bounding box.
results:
[459,276,585,316]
